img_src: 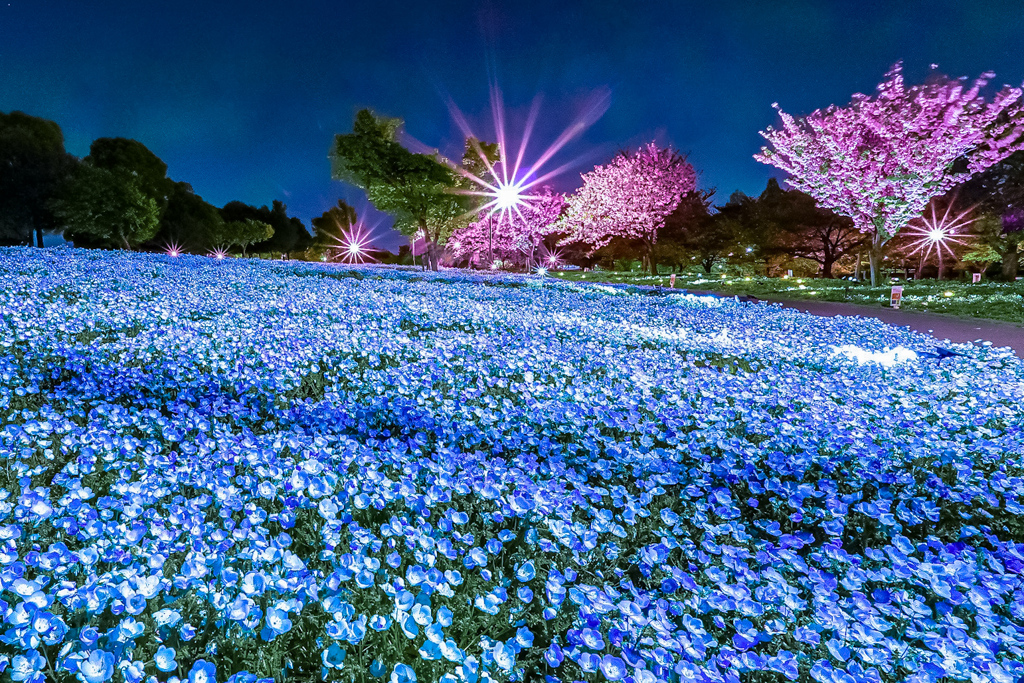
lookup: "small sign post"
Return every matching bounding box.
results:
[787,269,793,278]
[669,274,676,288]
[972,272,982,284]
[890,285,903,309]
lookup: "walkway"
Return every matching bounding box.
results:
[758,297,1023,357]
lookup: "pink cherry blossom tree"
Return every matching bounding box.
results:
[559,143,696,274]
[756,63,1024,285]
[449,186,566,269]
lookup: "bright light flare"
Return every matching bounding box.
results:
[165,243,182,258]
[447,83,610,225]
[905,199,974,272]
[323,218,383,265]
[209,249,228,260]
[494,182,525,211]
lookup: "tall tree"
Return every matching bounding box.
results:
[559,143,696,274]
[210,219,274,256]
[956,149,1024,279]
[722,179,866,278]
[756,63,1024,285]
[660,189,737,274]
[153,182,225,252]
[311,199,358,248]
[331,109,469,270]
[50,164,160,250]
[0,111,75,247]
[219,200,311,255]
[86,137,173,207]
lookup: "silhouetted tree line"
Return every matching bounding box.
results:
[0,110,313,255]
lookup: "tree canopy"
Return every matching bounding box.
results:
[756,63,1024,284]
[560,143,696,274]
[311,199,358,248]
[51,164,160,250]
[0,111,74,247]
[331,109,470,269]
[220,200,311,254]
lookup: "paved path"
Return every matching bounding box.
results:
[760,297,1023,357]
[577,281,1023,357]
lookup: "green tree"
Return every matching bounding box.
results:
[331,109,470,270]
[51,164,160,250]
[311,199,358,247]
[957,150,1024,280]
[0,111,75,247]
[720,179,866,278]
[153,182,225,252]
[211,219,274,256]
[660,190,737,273]
[220,200,311,255]
[86,137,173,210]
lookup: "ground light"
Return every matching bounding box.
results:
[904,200,974,280]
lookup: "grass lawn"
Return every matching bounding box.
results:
[0,247,1022,683]
[551,271,1024,324]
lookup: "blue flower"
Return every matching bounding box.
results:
[188,660,216,683]
[544,643,564,668]
[581,628,605,650]
[577,653,600,673]
[322,644,346,669]
[155,646,177,673]
[77,651,115,683]
[120,661,146,683]
[399,613,419,639]
[356,571,375,589]
[79,627,100,647]
[390,663,416,683]
[489,641,513,672]
[515,627,534,649]
[150,607,180,629]
[261,607,292,641]
[10,650,43,682]
[599,655,626,681]
[516,561,536,582]
[418,640,442,661]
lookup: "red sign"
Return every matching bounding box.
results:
[972,272,982,283]
[669,274,676,288]
[890,286,903,308]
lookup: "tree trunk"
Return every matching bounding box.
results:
[1002,240,1019,281]
[425,242,440,272]
[868,233,885,287]
[645,239,657,275]
[35,226,44,248]
[822,254,834,279]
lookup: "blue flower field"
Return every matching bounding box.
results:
[0,248,1022,683]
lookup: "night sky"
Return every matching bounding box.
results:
[2,0,1022,249]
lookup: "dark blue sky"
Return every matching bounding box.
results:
[2,0,1022,249]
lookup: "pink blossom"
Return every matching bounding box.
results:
[559,143,696,270]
